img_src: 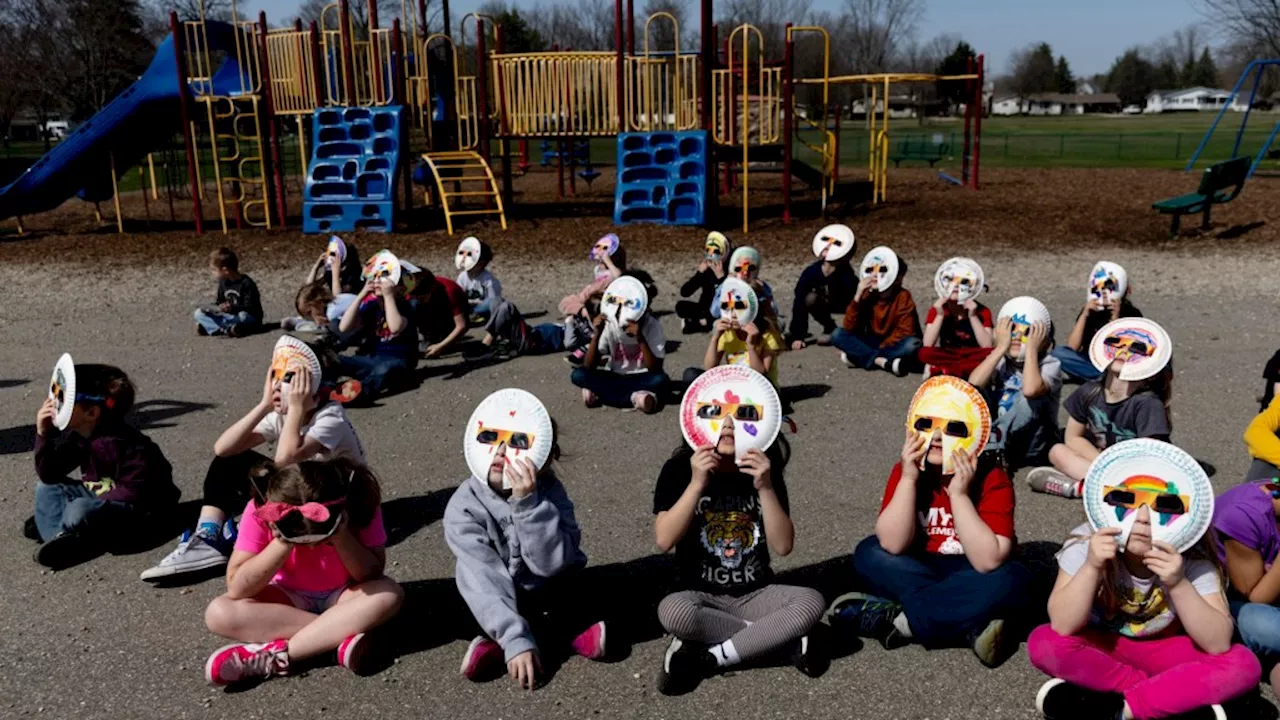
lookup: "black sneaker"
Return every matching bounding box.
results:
[1168,704,1230,720]
[656,638,714,696]
[825,592,911,650]
[22,516,40,542]
[1035,678,1125,720]
[33,531,100,570]
[790,630,830,679]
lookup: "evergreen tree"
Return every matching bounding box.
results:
[1054,55,1076,93]
[1190,46,1219,87]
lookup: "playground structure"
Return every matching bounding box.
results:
[1184,59,1280,177]
[0,0,986,235]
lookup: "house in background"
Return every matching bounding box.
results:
[1144,87,1248,113]
[991,93,1121,116]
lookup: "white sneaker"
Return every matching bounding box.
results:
[1026,467,1082,499]
[840,352,855,368]
[140,530,229,581]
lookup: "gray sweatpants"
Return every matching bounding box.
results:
[657,584,825,662]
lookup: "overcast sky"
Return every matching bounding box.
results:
[238,0,1209,77]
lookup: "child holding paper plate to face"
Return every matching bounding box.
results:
[445,390,606,690]
[919,257,995,378]
[30,356,178,570]
[711,246,775,319]
[676,232,730,334]
[686,278,784,387]
[829,376,1029,668]
[1212,478,1280,689]
[337,250,419,402]
[454,237,503,324]
[142,336,364,582]
[570,275,668,414]
[308,236,363,294]
[283,237,361,335]
[653,366,826,695]
[1029,439,1260,720]
[788,224,857,350]
[1051,261,1143,383]
[969,297,1062,473]
[1028,318,1172,500]
[202,456,402,686]
[831,245,921,376]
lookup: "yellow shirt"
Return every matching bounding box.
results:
[718,329,784,384]
[1244,395,1280,467]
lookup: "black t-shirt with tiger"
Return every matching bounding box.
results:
[653,451,790,595]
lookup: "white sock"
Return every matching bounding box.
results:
[892,612,913,638]
[708,640,741,667]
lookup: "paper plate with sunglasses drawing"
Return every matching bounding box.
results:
[934,257,984,303]
[860,246,899,292]
[1089,317,1171,381]
[455,236,482,271]
[271,336,323,413]
[601,275,648,328]
[812,224,855,261]
[464,389,554,489]
[905,375,990,475]
[717,278,758,327]
[362,249,403,285]
[728,246,761,280]
[590,233,620,261]
[1084,438,1213,553]
[682,365,781,462]
[49,353,77,430]
[1088,261,1127,305]
[997,296,1051,359]
[325,236,347,268]
[705,231,730,261]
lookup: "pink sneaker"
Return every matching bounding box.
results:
[459,636,504,681]
[571,621,607,660]
[337,633,372,675]
[582,388,601,408]
[205,640,289,686]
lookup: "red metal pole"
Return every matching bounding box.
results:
[615,0,625,133]
[338,0,357,103]
[393,19,412,215]
[309,21,325,107]
[700,2,712,131]
[259,12,287,226]
[782,23,793,223]
[170,11,203,234]
[626,0,635,56]
[723,29,733,194]
[417,0,427,35]
[962,55,972,185]
[973,54,984,190]
[368,0,383,102]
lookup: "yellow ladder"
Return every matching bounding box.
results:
[421,150,507,235]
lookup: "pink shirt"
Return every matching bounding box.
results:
[234,500,387,592]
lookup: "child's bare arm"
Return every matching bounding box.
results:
[1063,418,1099,460]
[225,545,291,599]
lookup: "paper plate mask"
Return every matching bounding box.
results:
[1084,438,1214,553]
[812,224,855,261]
[590,233,620,261]
[681,365,781,462]
[271,336,323,413]
[860,246,900,292]
[705,231,730,261]
[717,278,758,327]
[601,275,648,328]
[1089,261,1128,305]
[464,389,554,490]
[455,237,482,272]
[325,236,347,268]
[49,353,76,431]
[728,246,761,280]
[997,296,1051,359]
[261,497,345,544]
[905,376,991,475]
[362,249,403,286]
[934,257,984,303]
[1089,317,1171,381]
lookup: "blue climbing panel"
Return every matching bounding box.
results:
[613,130,707,226]
[303,105,403,233]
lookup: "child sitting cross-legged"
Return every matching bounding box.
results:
[831,246,921,376]
[570,275,668,414]
[203,456,402,686]
[454,237,503,325]
[195,247,263,338]
[918,257,994,378]
[676,231,730,334]
[787,224,857,350]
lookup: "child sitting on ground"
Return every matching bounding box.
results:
[788,224,857,350]
[1051,261,1142,383]
[711,246,775,318]
[195,247,263,337]
[283,241,360,335]
[831,246,920,376]
[454,237,503,324]
[338,258,419,402]
[1243,395,1280,482]
[919,257,993,377]
[142,339,364,581]
[404,267,469,359]
[570,276,668,414]
[686,279,783,387]
[31,361,178,570]
[969,297,1062,473]
[203,457,402,686]
[676,232,730,334]
[1214,478,1280,690]
[1027,318,1172,498]
[561,235,626,363]
[307,237,363,294]
[446,390,606,690]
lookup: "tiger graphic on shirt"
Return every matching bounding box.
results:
[700,510,760,570]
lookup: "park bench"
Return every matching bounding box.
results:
[1152,156,1251,237]
[889,138,949,167]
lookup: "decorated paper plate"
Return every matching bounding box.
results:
[934,257,984,303]
[363,249,402,286]
[590,233,620,260]
[271,336,322,411]
[705,231,730,261]
[1083,438,1213,553]
[325,236,347,268]
[717,278,758,327]
[1088,261,1128,305]
[860,246,899,292]
[1089,317,1171,381]
[728,246,761,279]
[905,375,991,475]
[464,389,554,489]
[49,353,76,431]
[455,237,482,271]
[681,365,781,462]
[601,276,648,327]
[812,224,855,261]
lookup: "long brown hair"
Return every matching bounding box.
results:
[254,456,382,529]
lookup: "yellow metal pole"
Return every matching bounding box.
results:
[204,99,229,234]
[147,153,158,199]
[108,153,124,234]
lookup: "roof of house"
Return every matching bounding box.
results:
[1149,87,1231,100]
[993,92,1120,105]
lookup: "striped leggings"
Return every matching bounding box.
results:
[657,584,826,662]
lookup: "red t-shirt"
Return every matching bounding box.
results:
[879,461,1015,555]
[925,304,993,349]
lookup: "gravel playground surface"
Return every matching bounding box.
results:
[0,168,1278,720]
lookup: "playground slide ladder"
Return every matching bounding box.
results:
[420,150,507,235]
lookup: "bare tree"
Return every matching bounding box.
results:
[526,0,617,50]
[638,0,689,52]
[841,0,922,73]
[717,0,813,56]
[1196,0,1280,57]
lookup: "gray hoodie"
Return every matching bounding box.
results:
[444,473,587,661]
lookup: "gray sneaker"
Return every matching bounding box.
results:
[971,618,1011,668]
[140,530,229,581]
[1026,467,1081,498]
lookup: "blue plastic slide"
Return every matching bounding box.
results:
[0,21,247,222]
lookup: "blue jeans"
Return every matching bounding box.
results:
[473,297,495,319]
[831,330,921,370]
[1233,600,1280,671]
[570,367,668,408]
[991,393,1058,472]
[1050,346,1101,382]
[851,535,1031,647]
[194,308,256,336]
[530,323,565,353]
[338,353,414,397]
[33,482,135,542]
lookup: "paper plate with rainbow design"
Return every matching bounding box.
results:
[681,365,780,463]
[1083,438,1214,553]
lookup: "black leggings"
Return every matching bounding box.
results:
[202,451,270,516]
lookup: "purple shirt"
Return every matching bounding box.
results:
[1213,481,1280,567]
